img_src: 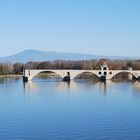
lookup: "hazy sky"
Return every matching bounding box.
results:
[0,0,140,57]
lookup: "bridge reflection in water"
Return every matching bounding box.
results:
[23,79,131,96]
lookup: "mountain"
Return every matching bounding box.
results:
[0,49,137,63]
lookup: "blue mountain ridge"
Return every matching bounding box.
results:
[0,49,138,63]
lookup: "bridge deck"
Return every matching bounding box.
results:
[23,69,140,81]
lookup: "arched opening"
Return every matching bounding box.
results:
[74,72,99,81]
[112,72,136,82]
[103,67,107,70]
[99,72,102,75]
[104,72,107,76]
[33,71,62,81]
[109,72,112,75]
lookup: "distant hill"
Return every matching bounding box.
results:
[0,49,137,63]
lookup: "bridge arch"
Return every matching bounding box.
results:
[34,70,63,79]
[110,71,137,80]
[72,71,100,80]
[26,70,65,81]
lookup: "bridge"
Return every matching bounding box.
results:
[23,63,140,82]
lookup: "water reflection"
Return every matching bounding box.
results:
[0,77,20,83]
[23,79,140,97]
[1,78,140,139]
[23,80,79,94]
[132,81,140,97]
[133,81,140,90]
[0,78,5,83]
[23,79,117,96]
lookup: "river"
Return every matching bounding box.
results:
[0,77,140,140]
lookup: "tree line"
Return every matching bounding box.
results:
[1,59,140,75]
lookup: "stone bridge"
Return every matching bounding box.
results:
[23,64,140,82]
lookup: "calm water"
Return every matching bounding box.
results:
[0,78,140,140]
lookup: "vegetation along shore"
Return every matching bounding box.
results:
[1,59,140,76]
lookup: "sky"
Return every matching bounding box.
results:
[0,0,140,57]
